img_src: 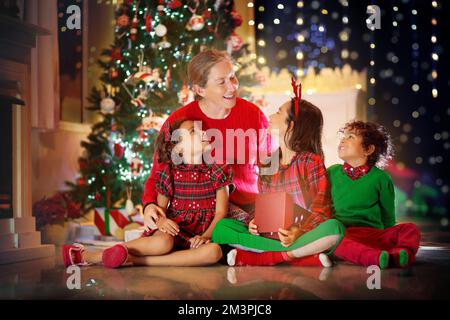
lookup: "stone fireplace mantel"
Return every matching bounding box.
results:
[0,15,55,264]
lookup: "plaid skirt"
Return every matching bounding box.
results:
[142,202,254,249]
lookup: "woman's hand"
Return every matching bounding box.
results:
[248,219,260,235]
[155,217,179,236]
[143,203,166,231]
[278,224,302,248]
[189,235,211,249]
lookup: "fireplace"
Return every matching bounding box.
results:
[0,15,54,264]
[0,94,23,220]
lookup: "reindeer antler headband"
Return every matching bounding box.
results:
[291,77,302,117]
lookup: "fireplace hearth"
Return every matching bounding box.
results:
[0,15,54,264]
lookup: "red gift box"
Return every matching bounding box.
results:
[254,192,295,240]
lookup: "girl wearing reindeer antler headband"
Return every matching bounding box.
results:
[212,78,345,267]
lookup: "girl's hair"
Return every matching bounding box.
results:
[155,119,186,165]
[188,49,232,100]
[284,99,325,159]
[341,120,394,168]
[260,99,324,180]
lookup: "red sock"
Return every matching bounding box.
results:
[287,254,325,267]
[232,249,290,266]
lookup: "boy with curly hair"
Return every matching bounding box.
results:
[328,120,421,268]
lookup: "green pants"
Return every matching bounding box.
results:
[212,218,345,255]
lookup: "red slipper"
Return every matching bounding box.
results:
[102,244,128,268]
[62,243,88,267]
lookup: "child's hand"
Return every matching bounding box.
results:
[278,224,302,248]
[156,217,179,236]
[189,235,211,249]
[248,219,260,235]
[143,203,166,231]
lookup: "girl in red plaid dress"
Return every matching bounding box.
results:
[63,118,238,268]
[212,96,345,267]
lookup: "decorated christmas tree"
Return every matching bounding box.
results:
[65,0,257,220]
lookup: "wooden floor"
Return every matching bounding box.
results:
[1,218,450,300]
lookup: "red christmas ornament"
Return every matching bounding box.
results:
[78,159,88,170]
[110,67,119,79]
[168,0,182,9]
[116,14,130,28]
[130,158,143,176]
[227,32,243,53]
[77,177,86,186]
[114,143,124,159]
[187,14,205,31]
[145,13,152,33]
[95,192,101,202]
[231,10,243,28]
[202,9,212,19]
[111,48,122,61]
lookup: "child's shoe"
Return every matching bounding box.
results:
[102,244,128,268]
[62,243,90,267]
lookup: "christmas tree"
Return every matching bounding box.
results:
[66,0,257,217]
